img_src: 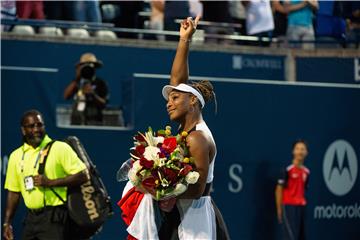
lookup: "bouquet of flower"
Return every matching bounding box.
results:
[127,126,200,200]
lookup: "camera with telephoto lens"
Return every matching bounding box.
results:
[80,63,96,79]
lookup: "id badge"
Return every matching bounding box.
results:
[77,101,86,111]
[24,176,35,191]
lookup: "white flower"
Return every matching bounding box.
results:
[154,136,164,145]
[143,146,160,160]
[172,183,187,196]
[132,160,142,172]
[177,147,185,157]
[161,178,170,187]
[155,158,166,167]
[185,171,200,184]
[128,168,140,185]
[160,158,167,166]
[145,131,157,146]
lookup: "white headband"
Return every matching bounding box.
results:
[162,83,205,108]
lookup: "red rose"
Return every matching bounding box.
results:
[135,145,145,155]
[163,167,178,183]
[142,177,156,188]
[151,170,159,178]
[140,157,154,169]
[158,151,166,158]
[179,164,193,176]
[141,177,158,194]
[134,133,146,142]
[162,137,177,153]
[130,148,141,158]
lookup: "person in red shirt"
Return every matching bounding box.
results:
[275,139,310,240]
[16,1,44,20]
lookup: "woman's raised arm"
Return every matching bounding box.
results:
[170,16,200,86]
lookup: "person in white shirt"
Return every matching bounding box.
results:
[243,0,275,46]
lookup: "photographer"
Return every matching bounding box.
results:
[64,53,109,125]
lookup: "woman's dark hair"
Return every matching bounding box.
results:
[20,109,44,126]
[292,139,308,150]
[190,80,215,103]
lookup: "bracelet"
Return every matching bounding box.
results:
[180,38,191,43]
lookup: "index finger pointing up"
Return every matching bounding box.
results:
[194,15,201,28]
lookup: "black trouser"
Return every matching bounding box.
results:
[282,205,306,240]
[22,205,69,240]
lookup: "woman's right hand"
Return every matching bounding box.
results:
[179,16,200,40]
[159,198,177,212]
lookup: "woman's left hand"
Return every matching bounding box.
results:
[179,16,201,40]
[159,198,177,212]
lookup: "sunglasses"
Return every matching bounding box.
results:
[23,122,44,129]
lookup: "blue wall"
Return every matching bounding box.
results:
[297,57,358,84]
[1,39,360,239]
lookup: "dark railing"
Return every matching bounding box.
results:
[1,18,358,48]
[174,18,242,29]
[2,18,114,29]
[1,18,179,37]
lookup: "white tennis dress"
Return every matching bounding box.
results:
[176,121,217,240]
[122,121,217,240]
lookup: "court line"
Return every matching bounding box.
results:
[1,66,59,73]
[133,73,360,89]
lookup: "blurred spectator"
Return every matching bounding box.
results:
[229,0,247,36]
[16,0,44,19]
[44,1,100,23]
[272,0,288,38]
[100,1,121,23]
[1,0,16,31]
[343,1,360,47]
[285,0,319,49]
[74,0,101,23]
[315,1,346,47]
[189,0,203,18]
[243,0,274,46]
[149,0,165,40]
[202,1,231,23]
[114,1,144,38]
[64,53,109,126]
[202,1,234,44]
[164,0,189,40]
[44,1,77,21]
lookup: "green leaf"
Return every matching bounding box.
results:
[148,126,153,134]
[157,129,166,135]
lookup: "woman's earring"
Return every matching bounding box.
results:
[190,105,195,113]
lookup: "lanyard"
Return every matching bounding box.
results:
[21,146,45,174]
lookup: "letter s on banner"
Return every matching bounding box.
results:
[228,164,243,193]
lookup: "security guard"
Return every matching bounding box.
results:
[3,109,88,240]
